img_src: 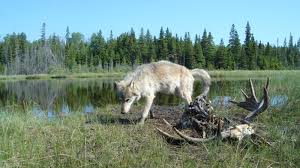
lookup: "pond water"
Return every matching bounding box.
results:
[0,77,289,117]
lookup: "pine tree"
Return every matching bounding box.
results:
[145,29,154,63]
[18,32,27,65]
[138,28,147,64]
[228,24,241,69]
[244,22,256,69]
[157,27,168,60]
[0,40,4,72]
[183,33,194,69]
[165,28,176,61]
[249,35,257,69]
[287,33,295,67]
[215,39,227,69]
[296,38,300,67]
[41,23,46,47]
[64,27,71,68]
[194,34,205,68]
[257,41,265,69]
[129,28,137,68]
[65,26,70,45]
[175,35,183,65]
[201,29,215,69]
[207,32,215,69]
[106,30,116,69]
[98,31,107,69]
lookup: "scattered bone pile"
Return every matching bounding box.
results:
[156,78,271,145]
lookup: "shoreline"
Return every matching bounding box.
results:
[0,70,299,81]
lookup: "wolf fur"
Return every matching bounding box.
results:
[115,60,211,124]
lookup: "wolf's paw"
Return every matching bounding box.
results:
[137,118,145,125]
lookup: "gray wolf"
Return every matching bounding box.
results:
[115,60,211,124]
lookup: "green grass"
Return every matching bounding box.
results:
[0,101,299,167]
[1,70,299,81]
[208,70,300,78]
[0,71,299,167]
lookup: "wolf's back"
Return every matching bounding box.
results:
[190,69,211,96]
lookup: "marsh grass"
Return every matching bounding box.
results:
[0,71,299,167]
[208,70,299,79]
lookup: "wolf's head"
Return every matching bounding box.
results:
[115,80,140,114]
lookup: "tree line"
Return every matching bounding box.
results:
[0,22,299,75]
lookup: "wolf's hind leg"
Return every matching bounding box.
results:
[139,95,155,125]
[182,92,192,105]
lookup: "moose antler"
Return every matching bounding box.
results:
[230,78,269,124]
[156,78,271,145]
[156,119,216,144]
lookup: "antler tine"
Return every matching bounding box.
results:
[249,79,258,102]
[156,127,186,145]
[241,89,249,99]
[242,79,270,123]
[173,127,216,143]
[265,77,270,90]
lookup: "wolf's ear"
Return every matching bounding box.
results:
[129,80,135,89]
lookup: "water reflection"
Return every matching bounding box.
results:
[0,78,288,118]
[271,95,288,107]
[211,96,232,107]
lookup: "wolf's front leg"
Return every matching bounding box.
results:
[139,95,155,125]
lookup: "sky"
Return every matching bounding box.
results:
[0,0,299,45]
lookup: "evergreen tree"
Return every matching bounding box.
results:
[0,40,4,72]
[183,33,194,69]
[157,27,168,60]
[257,41,265,69]
[296,38,300,67]
[128,28,137,68]
[201,29,215,68]
[145,29,155,63]
[194,34,205,68]
[215,39,227,69]
[287,33,295,67]
[165,28,176,61]
[244,22,256,69]
[228,24,241,69]
[107,30,117,69]
[41,23,46,47]
[138,28,147,64]
[88,31,107,69]
[175,35,184,65]
[207,32,215,69]
[64,27,70,68]
[65,26,70,45]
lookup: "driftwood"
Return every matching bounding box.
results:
[156,78,271,145]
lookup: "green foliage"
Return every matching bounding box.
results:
[244,22,257,70]
[228,24,241,69]
[157,27,168,61]
[215,39,228,69]
[194,35,205,68]
[0,72,299,167]
[0,23,299,75]
[183,33,194,69]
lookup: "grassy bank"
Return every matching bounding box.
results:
[0,71,299,167]
[208,70,300,78]
[1,70,299,81]
[0,102,299,167]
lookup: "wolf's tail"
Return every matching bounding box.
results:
[190,69,211,96]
